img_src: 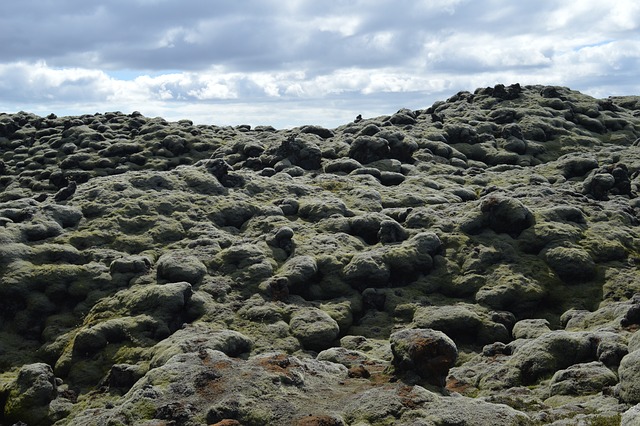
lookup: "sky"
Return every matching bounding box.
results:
[0,0,639,129]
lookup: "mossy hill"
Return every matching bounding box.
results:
[1,84,640,425]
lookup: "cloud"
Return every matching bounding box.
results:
[0,0,639,128]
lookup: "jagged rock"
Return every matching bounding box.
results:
[106,363,146,390]
[343,250,390,289]
[389,328,458,386]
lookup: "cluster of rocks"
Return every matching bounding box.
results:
[0,84,640,425]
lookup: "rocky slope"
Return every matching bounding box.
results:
[0,84,639,425]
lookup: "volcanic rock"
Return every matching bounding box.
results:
[1,85,640,425]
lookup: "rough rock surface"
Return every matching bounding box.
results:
[1,85,640,425]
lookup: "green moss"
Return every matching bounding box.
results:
[589,414,622,426]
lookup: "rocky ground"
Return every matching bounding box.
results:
[0,84,639,425]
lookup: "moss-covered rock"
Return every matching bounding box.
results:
[289,308,340,352]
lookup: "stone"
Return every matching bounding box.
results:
[512,319,552,340]
[276,135,322,170]
[279,255,318,292]
[110,255,152,275]
[543,246,596,282]
[151,325,253,367]
[300,125,334,139]
[316,347,371,368]
[324,157,362,174]
[348,135,390,164]
[548,361,618,396]
[389,328,458,386]
[157,252,207,284]
[267,226,295,254]
[508,331,596,385]
[619,349,640,404]
[479,194,535,236]
[2,363,58,425]
[622,404,640,426]
[556,155,599,179]
[53,180,77,201]
[106,363,146,390]
[377,219,408,244]
[412,304,509,345]
[43,204,83,228]
[343,250,390,289]
[289,308,340,352]
[629,331,640,353]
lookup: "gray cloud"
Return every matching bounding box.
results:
[0,0,639,128]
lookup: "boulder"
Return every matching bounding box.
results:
[556,155,599,179]
[512,319,552,340]
[619,349,640,404]
[276,135,322,170]
[548,361,618,396]
[389,328,458,386]
[622,404,640,426]
[106,363,146,390]
[479,195,535,236]
[583,172,616,200]
[157,252,207,284]
[278,255,318,293]
[2,363,58,425]
[543,246,596,282]
[343,250,390,289]
[289,308,340,352]
[377,219,408,244]
[348,135,390,164]
[110,255,152,275]
[508,331,596,385]
[299,125,334,139]
[316,347,371,368]
[412,304,509,345]
[150,325,253,367]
